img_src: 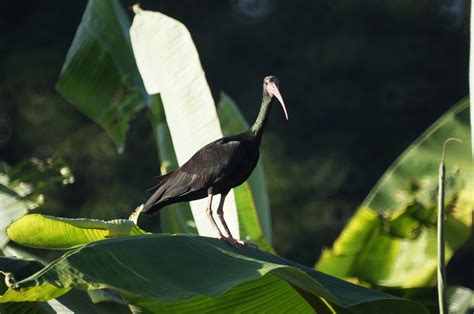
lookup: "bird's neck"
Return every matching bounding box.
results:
[250,95,273,144]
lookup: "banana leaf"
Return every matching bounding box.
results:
[130,5,241,239]
[0,234,427,313]
[316,99,473,288]
[7,214,148,249]
[56,0,147,153]
[130,5,275,244]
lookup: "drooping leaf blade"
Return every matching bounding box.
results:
[316,99,473,288]
[0,234,427,313]
[7,214,148,249]
[56,0,147,153]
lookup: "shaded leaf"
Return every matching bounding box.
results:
[0,234,426,313]
[56,0,147,153]
[126,274,317,313]
[0,256,100,313]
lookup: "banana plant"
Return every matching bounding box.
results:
[56,0,272,247]
[1,220,427,313]
[316,100,472,291]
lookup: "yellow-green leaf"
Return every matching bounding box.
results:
[7,214,148,249]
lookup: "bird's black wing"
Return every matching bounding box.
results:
[143,136,248,213]
[177,136,248,190]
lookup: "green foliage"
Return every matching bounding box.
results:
[0,256,101,313]
[56,0,147,153]
[7,214,148,249]
[0,234,427,313]
[0,157,73,248]
[56,1,273,243]
[1,1,469,312]
[316,100,473,288]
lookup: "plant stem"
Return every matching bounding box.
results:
[437,138,462,314]
[437,158,447,314]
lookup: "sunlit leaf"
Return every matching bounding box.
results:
[0,234,426,313]
[130,5,240,238]
[7,214,148,249]
[56,0,147,153]
[316,99,473,288]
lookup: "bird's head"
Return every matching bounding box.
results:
[263,76,288,120]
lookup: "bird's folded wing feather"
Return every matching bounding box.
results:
[144,137,248,209]
[179,138,246,186]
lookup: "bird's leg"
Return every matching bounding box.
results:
[216,192,234,239]
[205,191,225,238]
[217,192,253,247]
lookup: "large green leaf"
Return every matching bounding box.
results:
[56,0,147,153]
[316,99,473,288]
[0,158,74,249]
[7,214,148,249]
[217,92,272,248]
[130,5,241,239]
[0,234,426,313]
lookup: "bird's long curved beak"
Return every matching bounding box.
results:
[268,82,288,120]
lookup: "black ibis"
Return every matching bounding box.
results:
[142,76,288,246]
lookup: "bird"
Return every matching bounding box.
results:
[142,75,288,246]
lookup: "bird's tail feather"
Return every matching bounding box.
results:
[142,185,167,214]
[146,171,174,194]
[143,171,175,214]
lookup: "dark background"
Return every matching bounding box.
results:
[0,0,472,287]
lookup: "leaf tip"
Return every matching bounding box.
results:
[131,3,142,15]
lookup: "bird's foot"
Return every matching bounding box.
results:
[219,236,244,248]
[219,236,258,249]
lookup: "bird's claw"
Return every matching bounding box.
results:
[219,236,243,248]
[219,236,258,249]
